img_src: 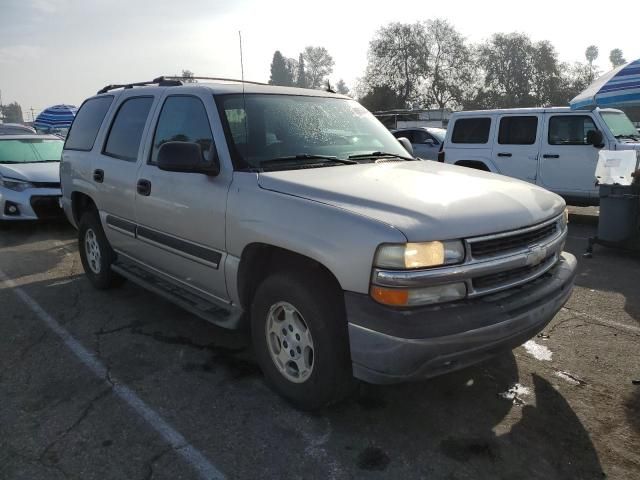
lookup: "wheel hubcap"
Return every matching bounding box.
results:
[265,301,314,383]
[84,228,102,274]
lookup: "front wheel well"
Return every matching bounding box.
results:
[71,192,98,225]
[455,160,491,172]
[237,244,342,312]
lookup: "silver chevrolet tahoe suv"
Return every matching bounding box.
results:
[60,77,577,409]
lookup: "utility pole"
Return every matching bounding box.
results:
[30,107,36,123]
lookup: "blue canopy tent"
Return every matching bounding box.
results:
[570,59,640,110]
[33,104,78,134]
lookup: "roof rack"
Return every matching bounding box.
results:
[97,75,267,94]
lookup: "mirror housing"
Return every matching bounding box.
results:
[587,129,604,148]
[157,141,220,175]
[397,137,414,156]
[423,138,435,146]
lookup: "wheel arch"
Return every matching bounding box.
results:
[71,191,98,225]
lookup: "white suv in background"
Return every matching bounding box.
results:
[440,107,640,206]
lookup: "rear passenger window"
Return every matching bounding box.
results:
[548,116,597,146]
[103,97,154,161]
[498,116,538,145]
[452,118,491,144]
[150,96,214,165]
[64,96,113,151]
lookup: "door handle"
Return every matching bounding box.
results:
[543,154,560,159]
[137,179,151,196]
[497,153,512,157]
[93,169,104,183]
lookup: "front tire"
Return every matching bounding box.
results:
[78,212,124,289]
[251,268,353,410]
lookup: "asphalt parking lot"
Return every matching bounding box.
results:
[1,210,639,480]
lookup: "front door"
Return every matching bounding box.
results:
[491,115,541,183]
[538,114,600,199]
[411,129,440,160]
[131,93,231,302]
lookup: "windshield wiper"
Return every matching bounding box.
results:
[348,151,414,161]
[260,154,357,167]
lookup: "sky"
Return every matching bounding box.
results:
[1,0,639,120]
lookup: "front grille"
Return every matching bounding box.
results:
[32,181,61,189]
[472,254,556,291]
[470,222,558,259]
[30,196,63,219]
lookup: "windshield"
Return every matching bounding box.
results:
[0,138,64,163]
[429,128,446,142]
[601,111,640,140]
[218,94,410,169]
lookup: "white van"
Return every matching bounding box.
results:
[440,107,640,206]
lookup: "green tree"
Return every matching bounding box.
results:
[609,48,626,68]
[585,45,599,82]
[358,85,404,112]
[423,19,478,110]
[295,53,308,88]
[269,50,294,86]
[363,22,429,107]
[302,46,334,88]
[181,70,196,83]
[0,102,23,123]
[335,79,350,96]
[477,33,561,108]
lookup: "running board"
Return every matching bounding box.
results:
[111,261,243,329]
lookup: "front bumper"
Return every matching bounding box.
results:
[0,187,63,221]
[346,251,577,384]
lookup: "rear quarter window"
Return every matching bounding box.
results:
[451,117,492,144]
[64,96,114,151]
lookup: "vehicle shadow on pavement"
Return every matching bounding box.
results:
[324,353,604,479]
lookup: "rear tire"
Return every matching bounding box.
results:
[251,268,354,410]
[78,211,124,289]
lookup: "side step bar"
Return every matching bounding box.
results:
[111,261,243,329]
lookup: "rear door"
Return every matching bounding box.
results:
[491,115,541,183]
[92,94,156,254]
[538,114,600,199]
[131,93,231,302]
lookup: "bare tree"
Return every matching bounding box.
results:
[302,46,335,89]
[181,70,196,83]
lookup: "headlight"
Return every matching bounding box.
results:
[559,208,569,230]
[374,240,465,269]
[371,283,467,307]
[0,176,33,192]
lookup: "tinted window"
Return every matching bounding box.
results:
[498,116,538,145]
[104,97,154,161]
[452,118,491,144]
[151,96,214,165]
[548,116,597,146]
[413,130,431,144]
[64,96,113,151]
[393,131,414,142]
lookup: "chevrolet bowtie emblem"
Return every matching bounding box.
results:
[526,245,546,266]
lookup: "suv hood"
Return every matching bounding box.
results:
[257,161,565,241]
[0,162,60,183]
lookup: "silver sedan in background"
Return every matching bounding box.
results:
[0,134,64,222]
[391,127,446,160]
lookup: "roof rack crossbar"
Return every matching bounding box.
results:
[96,75,267,95]
[160,75,268,86]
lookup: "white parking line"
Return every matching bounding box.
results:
[0,269,225,480]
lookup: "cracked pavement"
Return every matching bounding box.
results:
[1,212,639,479]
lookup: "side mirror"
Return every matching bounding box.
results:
[423,139,435,146]
[587,129,604,148]
[397,137,414,156]
[157,141,220,176]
